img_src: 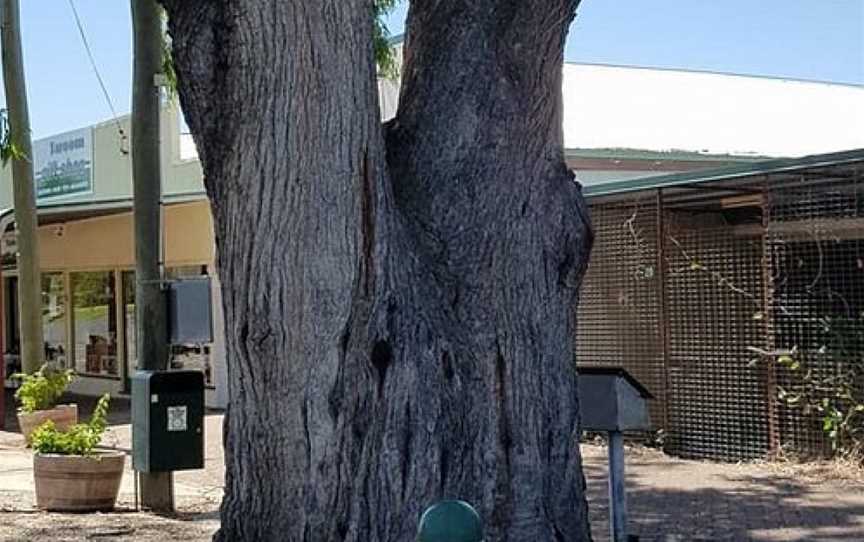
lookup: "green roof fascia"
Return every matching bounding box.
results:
[582,148,864,198]
[0,190,208,226]
[565,147,769,163]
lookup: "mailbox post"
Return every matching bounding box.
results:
[578,367,653,542]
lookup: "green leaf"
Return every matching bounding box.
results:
[0,109,27,167]
[13,364,76,413]
[31,394,111,456]
[372,0,401,79]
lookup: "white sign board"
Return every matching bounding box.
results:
[33,128,93,200]
[167,406,188,432]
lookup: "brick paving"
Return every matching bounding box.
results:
[583,445,864,541]
[3,390,864,541]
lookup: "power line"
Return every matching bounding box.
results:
[67,0,127,153]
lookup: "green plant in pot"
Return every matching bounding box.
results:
[11,364,78,445]
[31,393,126,512]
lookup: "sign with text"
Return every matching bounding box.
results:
[33,128,93,199]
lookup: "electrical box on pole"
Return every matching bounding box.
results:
[167,278,213,345]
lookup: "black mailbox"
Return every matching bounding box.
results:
[132,370,205,472]
[578,366,653,542]
[578,366,653,432]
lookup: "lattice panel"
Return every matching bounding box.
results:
[766,172,864,457]
[663,211,769,460]
[575,197,667,428]
[577,165,863,461]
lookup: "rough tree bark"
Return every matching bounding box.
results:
[160,1,593,540]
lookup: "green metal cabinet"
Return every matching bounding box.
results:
[132,370,204,472]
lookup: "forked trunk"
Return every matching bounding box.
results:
[161,1,592,540]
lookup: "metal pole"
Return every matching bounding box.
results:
[131,0,173,513]
[608,431,627,542]
[1,0,44,375]
[760,174,779,455]
[655,189,671,440]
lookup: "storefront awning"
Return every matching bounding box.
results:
[0,191,208,232]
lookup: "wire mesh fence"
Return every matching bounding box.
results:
[663,210,769,460]
[576,196,666,431]
[576,162,864,460]
[766,170,864,458]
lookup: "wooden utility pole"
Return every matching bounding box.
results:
[131,0,173,512]
[1,0,44,375]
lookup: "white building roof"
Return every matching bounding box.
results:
[561,63,864,157]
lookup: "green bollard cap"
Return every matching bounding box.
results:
[417,500,484,542]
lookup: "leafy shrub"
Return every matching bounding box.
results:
[31,394,110,456]
[11,364,76,413]
[776,316,864,455]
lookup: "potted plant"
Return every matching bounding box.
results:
[11,364,78,445]
[31,393,126,512]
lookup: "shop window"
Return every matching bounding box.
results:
[4,276,20,376]
[41,273,67,368]
[71,271,118,377]
[178,110,198,161]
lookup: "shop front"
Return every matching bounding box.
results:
[0,198,227,408]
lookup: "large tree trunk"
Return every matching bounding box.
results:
[161,1,592,540]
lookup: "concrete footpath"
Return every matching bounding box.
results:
[1,391,222,541]
[0,415,225,505]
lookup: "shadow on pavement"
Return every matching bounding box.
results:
[583,448,864,541]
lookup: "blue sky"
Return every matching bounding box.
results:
[4,0,862,139]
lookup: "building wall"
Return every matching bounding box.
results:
[0,105,205,211]
[38,201,213,270]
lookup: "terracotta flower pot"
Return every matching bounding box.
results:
[17,404,78,446]
[33,451,126,512]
